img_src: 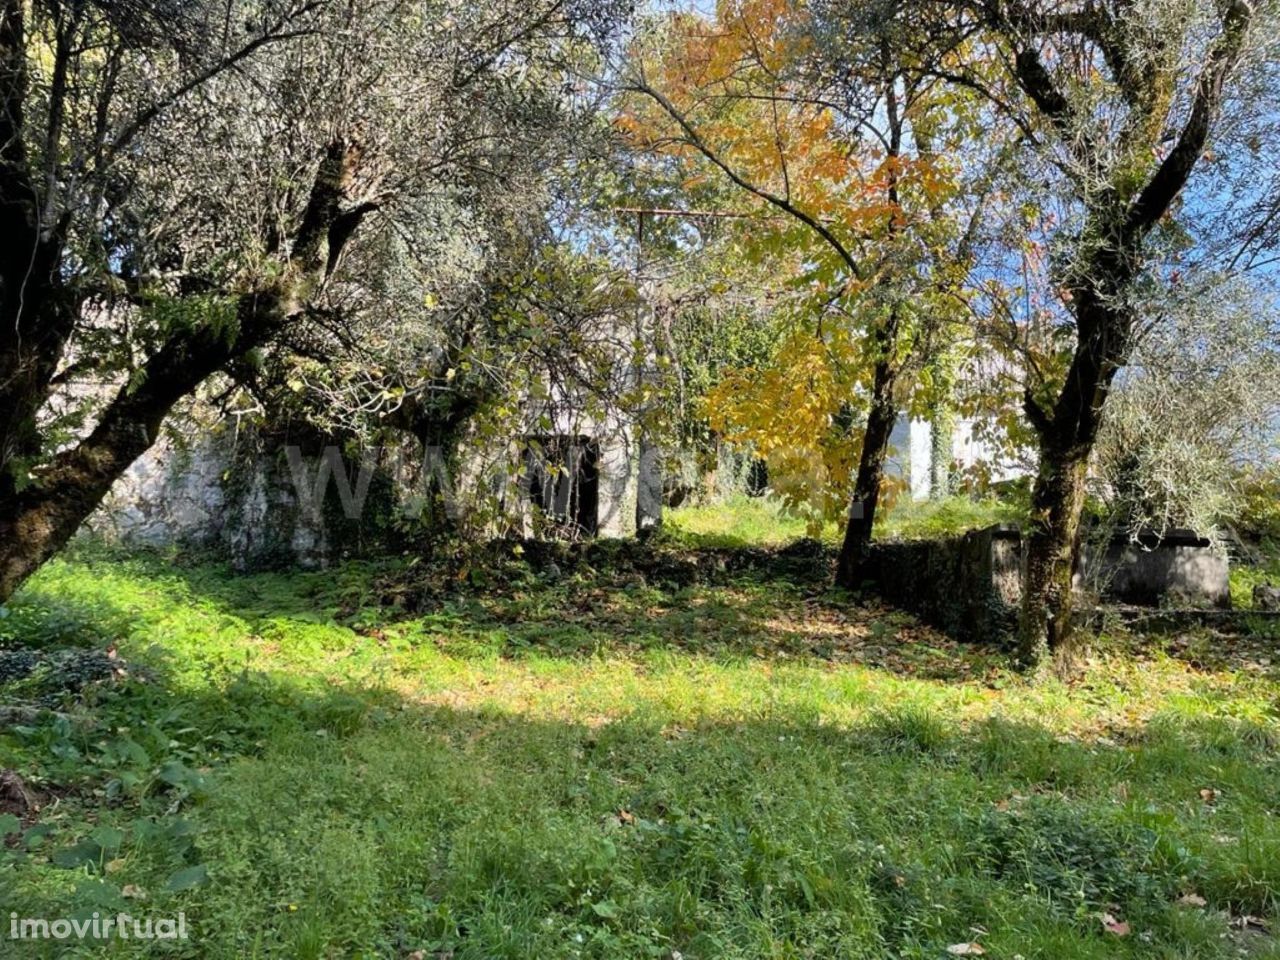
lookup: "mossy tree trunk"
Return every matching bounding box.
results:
[0,309,276,602]
[0,138,372,606]
[1018,443,1089,673]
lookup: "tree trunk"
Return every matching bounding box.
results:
[836,64,907,591]
[0,209,74,500]
[929,402,955,500]
[1015,274,1135,671]
[835,352,900,589]
[0,313,274,604]
[1018,441,1089,674]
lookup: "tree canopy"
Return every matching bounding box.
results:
[1,0,1277,675]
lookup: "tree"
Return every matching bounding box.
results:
[621,0,981,583]
[883,0,1269,670]
[1091,275,1280,544]
[0,0,331,602]
[0,0,628,604]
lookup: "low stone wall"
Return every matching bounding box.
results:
[866,525,1023,643]
[1078,530,1231,609]
[867,525,1233,642]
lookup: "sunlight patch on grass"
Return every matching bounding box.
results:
[666,496,833,547]
[666,494,1025,550]
[1,555,1277,959]
[875,496,1025,541]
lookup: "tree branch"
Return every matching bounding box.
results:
[629,77,865,282]
[1124,0,1254,238]
[99,1,326,171]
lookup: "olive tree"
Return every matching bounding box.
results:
[1092,275,1280,541]
[0,0,628,603]
[877,0,1278,670]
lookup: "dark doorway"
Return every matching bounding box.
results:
[525,436,600,538]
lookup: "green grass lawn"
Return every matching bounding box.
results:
[1,543,1278,959]
[666,495,1024,548]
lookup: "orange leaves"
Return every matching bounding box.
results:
[625,0,966,278]
[623,0,980,533]
[808,144,854,184]
[711,0,809,76]
[838,200,901,233]
[627,4,870,219]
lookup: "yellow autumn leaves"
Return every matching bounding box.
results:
[706,329,864,530]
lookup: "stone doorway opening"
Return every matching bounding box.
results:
[525,436,600,538]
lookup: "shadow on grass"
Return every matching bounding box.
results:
[46,543,1011,684]
[3,640,1278,960]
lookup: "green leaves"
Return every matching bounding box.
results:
[143,292,241,348]
[590,899,620,919]
[20,823,53,851]
[156,760,209,798]
[91,825,126,850]
[51,825,125,869]
[164,863,210,892]
[52,841,104,869]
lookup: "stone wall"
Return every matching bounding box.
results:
[867,525,1023,643]
[867,524,1233,643]
[587,418,637,539]
[1077,530,1231,609]
[90,411,641,566]
[90,430,330,570]
[92,432,229,550]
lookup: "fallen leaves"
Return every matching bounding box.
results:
[1100,913,1130,936]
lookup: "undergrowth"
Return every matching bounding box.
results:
[0,548,1276,959]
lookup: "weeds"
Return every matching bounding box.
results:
[0,552,1276,958]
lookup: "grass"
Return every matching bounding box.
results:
[0,541,1277,959]
[1231,540,1280,610]
[667,494,1024,548]
[875,496,1025,542]
[665,496,826,547]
